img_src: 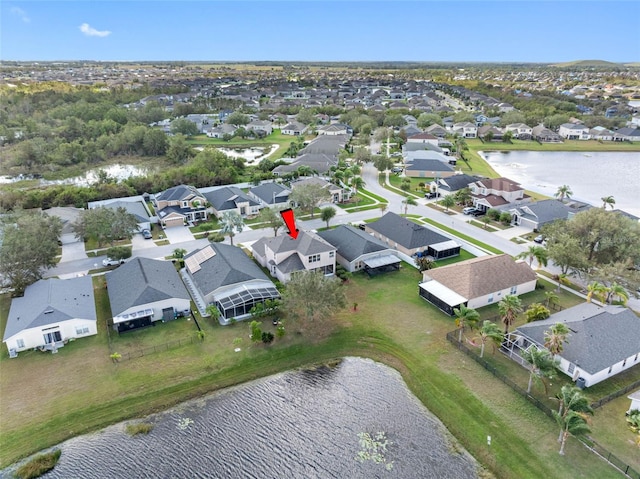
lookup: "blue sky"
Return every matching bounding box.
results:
[2,1,639,63]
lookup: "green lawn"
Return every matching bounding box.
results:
[0,269,636,478]
[387,174,431,194]
[421,218,504,254]
[432,249,476,267]
[358,188,388,204]
[340,193,375,210]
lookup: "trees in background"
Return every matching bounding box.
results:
[289,183,331,219]
[0,212,62,295]
[282,271,346,323]
[72,206,139,247]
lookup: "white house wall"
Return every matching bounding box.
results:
[113,298,191,325]
[467,279,537,309]
[5,318,97,352]
[561,351,640,388]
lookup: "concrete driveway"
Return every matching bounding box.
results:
[131,232,158,250]
[60,241,88,262]
[162,226,195,244]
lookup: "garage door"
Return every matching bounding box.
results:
[163,217,184,228]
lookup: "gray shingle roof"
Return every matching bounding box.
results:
[249,183,291,205]
[186,243,272,297]
[204,186,259,211]
[317,225,389,262]
[258,230,335,256]
[404,159,455,173]
[516,303,640,374]
[366,213,449,249]
[516,200,571,226]
[439,174,476,192]
[3,277,96,341]
[155,184,203,202]
[101,200,151,223]
[106,258,190,317]
[272,154,338,175]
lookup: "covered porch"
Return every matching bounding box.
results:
[363,254,401,276]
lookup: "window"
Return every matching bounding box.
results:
[487,294,494,304]
[16,339,25,349]
[608,366,613,374]
[510,286,517,295]
[622,359,627,367]
[567,363,575,374]
[329,251,334,258]
[308,254,321,263]
[182,201,188,208]
[76,326,90,335]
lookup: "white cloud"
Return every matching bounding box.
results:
[79,23,111,38]
[11,6,30,23]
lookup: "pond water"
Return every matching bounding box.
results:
[2,358,478,479]
[216,146,269,164]
[480,150,640,217]
[0,164,152,187]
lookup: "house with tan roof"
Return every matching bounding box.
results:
[419,254,537,315]
[469,177,530,212]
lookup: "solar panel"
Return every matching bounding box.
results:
[186,245,216,274]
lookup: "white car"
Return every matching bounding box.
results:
[102,257,125,267]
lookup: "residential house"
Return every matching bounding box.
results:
[424,124,448,138]
[404,157,456,179]
[246,120,273,136]
[281,121,308,136]
[589,127,614,141]
[510,199,572,230]
[248,182,291,208]
[435,173,477,193]
[106,257,191,333]
[182,243,280,324]
[452,122,477,138]
[477,125,504,141]
[154,185,208,228]
[558,123,591,140]
[401,125,422,137]
[272,153,338,176]
[469,177,530,212]
[419,255,537,315]
[93,200,153,232]
[206,124,237,139]
[505,123,533,140]
[204,186,260,218]
[498,102,515,112]
[317,123,350,136]
[509,303,640,388]
[532,125,563,143]
[3,276,97,356]
[290,177,349,203]
[406,132,440,147]
[44,206,85,245]
[251,230,336,283]
[365,212,460,259]
[317,225,401,274]
[299,134,349,156]
[613,127,640,142]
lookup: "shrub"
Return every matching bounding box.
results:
[105,245,132,261]
[261,331,275,343]
[125,422,154,436]
[208,233,225,242]
[487,208,501,221]
[525,303,551,322]
[499,212,512,225]
[250,321,262,342]
[15,450,61,479]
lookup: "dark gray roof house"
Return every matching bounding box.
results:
[365,212,459,259]
[272,153,338,175]
[511,199,572,230]
[513,303,640,387]
[154,184,203,203]
[248,182,291,206]
[106,258,191,332]
[404,158,455,178]
[183,243,279,324]
[3,276,97,356]
[299,134,349,156]
[318,225,400,274]
[437,174,477,192]
[204,186,260,217]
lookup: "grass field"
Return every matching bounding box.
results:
[421,218,504,254]
[1,269,638,477]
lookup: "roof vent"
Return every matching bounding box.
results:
[44,309,54,314]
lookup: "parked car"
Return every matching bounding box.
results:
[141,229,152,239]
[463,207,477,215]
[425,192,441,199]
[471,209,485,217]
[533,235,545,244]
[391,166,403,173]
[102,257,125,267]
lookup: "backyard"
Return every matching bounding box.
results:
[0,269,638,478]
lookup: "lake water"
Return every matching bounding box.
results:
[0,164,152,187]
[216,146,271,164]
[480,150,640,217]
[2,358,478,479]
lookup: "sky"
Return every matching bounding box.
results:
[1,1,639,63]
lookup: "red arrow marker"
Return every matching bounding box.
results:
[280,208,299,240]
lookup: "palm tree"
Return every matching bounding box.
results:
[516,245,548,268]
[379,203,387,216]
[552,385,594,454]
[606,282,629,305]
[553,273,571,292]
[441,195,455,212]
[296,165,313,177]
[601,195,616,210]
[453,304,480,342]
[472,320,503,358]
[351,176,366,201]
[219,211,244,246]
[553,409,593,456]
[205,304,221,322]
[498,295,523,334]
[320,206,336,229]
[586,281,607,303]
[555,185,573,203]
[402,197,417,215]
[521,347,557,394]
[544,291,559,308]
[544,323,570,358]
